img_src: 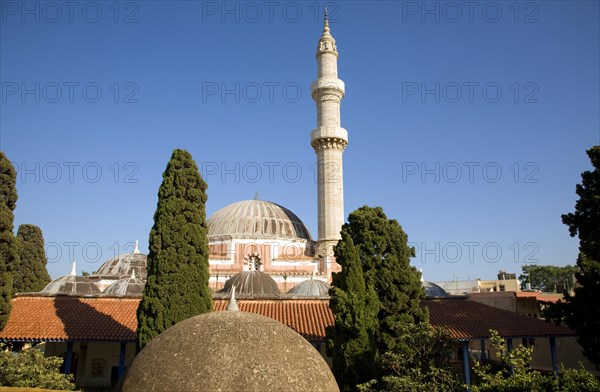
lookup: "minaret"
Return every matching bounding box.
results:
[311,9,348,268]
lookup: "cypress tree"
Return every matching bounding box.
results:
[137,149,212,349]
[326,230,378,391]
[0,152,19,330]
[14,224,51,293]
[344,206,428,353]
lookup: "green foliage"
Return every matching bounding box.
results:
[14,224,51,293]
[358,324,463,392]
[326,231,379,391]
[328,206,434,391]
[548,146,600,369]
[137,149,213,350]
[519,265,578,293]
[471,330,600,392]
[0,152,18,330]
[342,206,428,353]
[0,345,75,390]
[558,366,600,392]
[562,147,600,263]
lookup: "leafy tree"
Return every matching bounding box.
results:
[0,152,19,330]
[13,224,51,293]
[343,206,428,353]
[137,149,213,350]
[519,265,578,293]
[471,330,600,392]
[358,324,463,392]
[0,344,75,390]
[548,146,600,369]
[326,230,379,391]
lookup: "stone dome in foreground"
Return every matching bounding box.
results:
[121,311,339,392]
[207,199,313,241]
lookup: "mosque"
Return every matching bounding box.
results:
[0,14,584,391]
[206,11,347,291]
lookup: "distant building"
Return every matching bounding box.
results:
[466,291,597,376]
[434,270,521,295]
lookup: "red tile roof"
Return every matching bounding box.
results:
[515,292,562,303]
[423,298,573,340]
[0,296,573,343]
[213,299,333,343]
[0,296,139,342]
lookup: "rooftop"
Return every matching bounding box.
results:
[0,296,573,343]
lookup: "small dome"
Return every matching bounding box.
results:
[288,279,331,297]
[423,281,449,298]
[218,270,280,298]
[41,275,101,296]
[121,311,339,392]
[207,199,312,241]
[103,272,144,296]
[93,251,147,280]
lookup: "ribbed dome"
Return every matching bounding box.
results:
[93,252,147,280]
[219,270,280,298]
[41,275,101,296]
[423,281,449,298]
[207,199,312,241]
[288,279,331,297]
[103,273,145,296]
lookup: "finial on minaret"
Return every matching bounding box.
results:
[133,240,139,254]
[321,7,331,38]
[227,285,239,311]
[70,261,77,276]
[317,7,335,55]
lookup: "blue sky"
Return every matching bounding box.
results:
[1,1,598,282]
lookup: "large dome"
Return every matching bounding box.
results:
[121,311,339,392]
[207,199,312,241]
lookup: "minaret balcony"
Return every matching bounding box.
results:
[310,78,345,95]
[310,127,348,146]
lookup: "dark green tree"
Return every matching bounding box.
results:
[136,149,213,349]
[326,230,379,391]
[14,224,51,293]
[519,264,578,293]
[0,152,19,330]
[343,206,428,353]
[548,146,600,369]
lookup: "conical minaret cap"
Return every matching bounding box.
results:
[317,7,337,55]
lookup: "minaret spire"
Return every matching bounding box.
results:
[311,13,347,275]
